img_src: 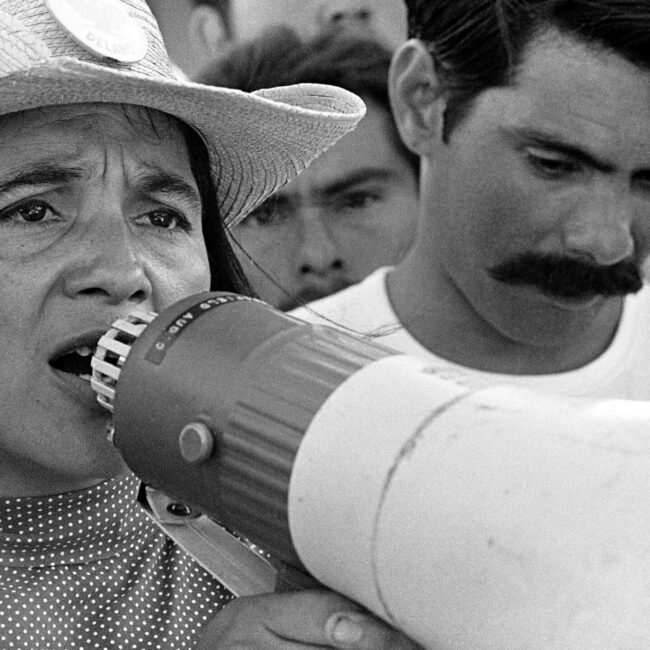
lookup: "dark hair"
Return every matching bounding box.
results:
[197,26,419,174]
[405,0,650,138]
[179,122,252,294]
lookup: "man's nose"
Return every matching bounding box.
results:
[297,212,344,276]
[318,0,373,28]
[563,189,635,266]
[61,219,152,305]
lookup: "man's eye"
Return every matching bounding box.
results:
[243,204,289,227]
[146,209,191,231]
[526,152,578,178]
[0,200,54,224]
[338,191,378,210]
[632,172,650,196]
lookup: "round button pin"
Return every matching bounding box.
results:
[46,0,148,64]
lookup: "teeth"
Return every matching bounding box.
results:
[74,346,94,357]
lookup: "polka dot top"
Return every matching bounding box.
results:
[0,473,234,649]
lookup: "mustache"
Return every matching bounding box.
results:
[488,253,643,299]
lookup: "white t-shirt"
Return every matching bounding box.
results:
[291,267,650,400]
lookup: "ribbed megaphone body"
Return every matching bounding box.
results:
[91,292,650,649]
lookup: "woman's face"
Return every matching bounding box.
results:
[0,103,211,497]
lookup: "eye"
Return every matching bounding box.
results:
[632,171,650,196]
[337,191,379,211]
[0,199,58,224]
[242,201,290,227]
[144,208,192,232]
[525,151,579,178]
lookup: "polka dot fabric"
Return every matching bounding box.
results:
[0,474,234,648]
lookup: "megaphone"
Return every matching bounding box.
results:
[90,292,650,649]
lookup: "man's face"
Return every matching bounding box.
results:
[0,104,210,496]
[230,0,407,50]
[230,101,418,310]
[424,30,650,348]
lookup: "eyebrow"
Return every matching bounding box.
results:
[504,127,616,173]
[316,168,400,199]
[138,171,202,213]
[0,164,203,213]
[265,167,399,208]
[0,163,84,195]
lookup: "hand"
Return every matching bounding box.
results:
[197,589,423,649]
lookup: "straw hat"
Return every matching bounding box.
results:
[0,0,366,226]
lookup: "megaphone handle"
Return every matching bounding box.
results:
[137,483,321,596]
[274,562,323,592]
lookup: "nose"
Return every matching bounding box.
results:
[318,0,373,29]
[297,211,344,277]
[563,188,635,266]
[62,219,152,306]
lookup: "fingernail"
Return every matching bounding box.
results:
[327,613,364,645]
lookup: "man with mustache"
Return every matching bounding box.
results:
[295,0,650,399]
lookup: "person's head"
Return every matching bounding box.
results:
[150,0,408,79]
[193,0,232,34]
[227,0,407,52]
[0,0,364,497]
[200,28,419,310]
[402,0,650,142]
[146,0,231,78]
[389,0,650,370]
[187,0,233,59]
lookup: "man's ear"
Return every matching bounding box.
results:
[188,5,229,62]
[389,39,446,156]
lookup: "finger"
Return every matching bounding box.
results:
[255,590,365,642]
[324,611,423,650]
[198,590,363,648]
[199,590,423,650]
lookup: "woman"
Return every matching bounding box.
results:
[0,0,418,648]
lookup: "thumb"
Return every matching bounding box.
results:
[324,611,423,650]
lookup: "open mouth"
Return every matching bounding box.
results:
[50,346,94,380]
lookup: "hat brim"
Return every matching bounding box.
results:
[0,58,366,226]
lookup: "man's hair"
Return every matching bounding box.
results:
[197,26,419,173]
[405,0,650,138]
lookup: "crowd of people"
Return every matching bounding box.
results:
[198,26,419,309]
[1,0,650,647]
